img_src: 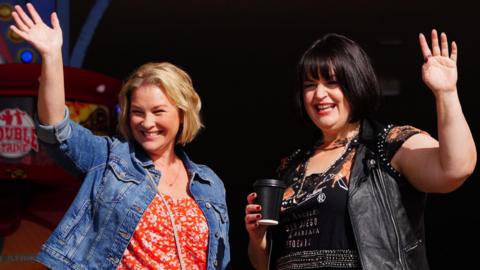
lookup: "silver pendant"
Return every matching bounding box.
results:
[317,191,326,203]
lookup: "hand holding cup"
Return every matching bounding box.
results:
[252,178,286,226]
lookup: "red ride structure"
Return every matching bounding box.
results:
[0,1,117,268]
[0,63,121,269]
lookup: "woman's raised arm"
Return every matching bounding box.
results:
[10,3,65,125]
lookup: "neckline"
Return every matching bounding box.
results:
[158,193,194,204]
[281,136,358,209]
[314,125,361,151]
[303,135,358,178]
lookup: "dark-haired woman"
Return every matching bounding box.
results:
[245,30,476,269]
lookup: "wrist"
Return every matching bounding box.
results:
[41,51,63,63]
[433,88,459,100]
[249,232,267,247]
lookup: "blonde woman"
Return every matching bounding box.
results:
[11,3,230,270]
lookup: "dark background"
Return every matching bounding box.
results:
[72,0,478,269]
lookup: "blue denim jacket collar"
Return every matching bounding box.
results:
[129,142,213,184]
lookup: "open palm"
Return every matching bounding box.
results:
[419,30,458,94]
[10,3,62,56]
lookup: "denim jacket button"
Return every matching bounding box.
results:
[213,259,218,267]
[206,202,212,209]
[215,231,220,238]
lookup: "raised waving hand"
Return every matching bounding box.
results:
[419,29,458,95]
[10,3,62,56]
[395,29,476,193]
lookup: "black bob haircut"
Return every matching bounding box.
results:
[295,33,382,125]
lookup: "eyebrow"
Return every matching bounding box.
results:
[130,104,168,110]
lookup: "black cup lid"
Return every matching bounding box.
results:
[253,178,286,188]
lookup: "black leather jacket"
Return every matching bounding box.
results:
[347,118,430,270]
[275,118,430,270]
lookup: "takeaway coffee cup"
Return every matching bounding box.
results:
[253,178,286,226]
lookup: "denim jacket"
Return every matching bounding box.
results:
[35,109,231,270]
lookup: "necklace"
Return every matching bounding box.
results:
[145,171,186,270]
[164,159,182,187]
[316,137,350,150]
[282,134,359,208]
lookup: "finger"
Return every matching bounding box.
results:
[431,29,441,56]
[245,204,261,214]
[418,33,432,61]
[26,3,43,24]
[11,12,29,31]
[245,213,261,224]
[51,12,60,30]
[440,32,449,57]
[245,223,259,232]
[450,41,458,63]
[9,25,28,40]
[247,192,257,204]
[14,5,34,27]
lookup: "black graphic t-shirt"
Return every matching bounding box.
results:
[270,126,424,270]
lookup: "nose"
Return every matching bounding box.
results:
[141,113,155,129]
[314,84,327,99]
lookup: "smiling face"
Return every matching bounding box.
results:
[296,34,382,132]
[302,74,352,133]
[129,84,182,159]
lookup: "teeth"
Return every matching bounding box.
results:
[316,104,334,110]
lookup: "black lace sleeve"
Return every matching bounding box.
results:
[383,125,428,162]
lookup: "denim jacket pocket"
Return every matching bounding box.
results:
[57,199,92,247]
[210,202,229,224]
[109,160,142,184]
[96,160,143,203]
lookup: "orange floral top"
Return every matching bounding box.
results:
[117,193,209,270]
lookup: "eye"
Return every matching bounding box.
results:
[326,80,339,88]
[303,82,317,91]
[153,109,166,115]
[130,109,144,116]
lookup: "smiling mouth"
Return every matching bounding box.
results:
[142,131,163,137]
[315,104,335,112]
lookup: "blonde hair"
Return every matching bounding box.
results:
[118,62,203,145]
